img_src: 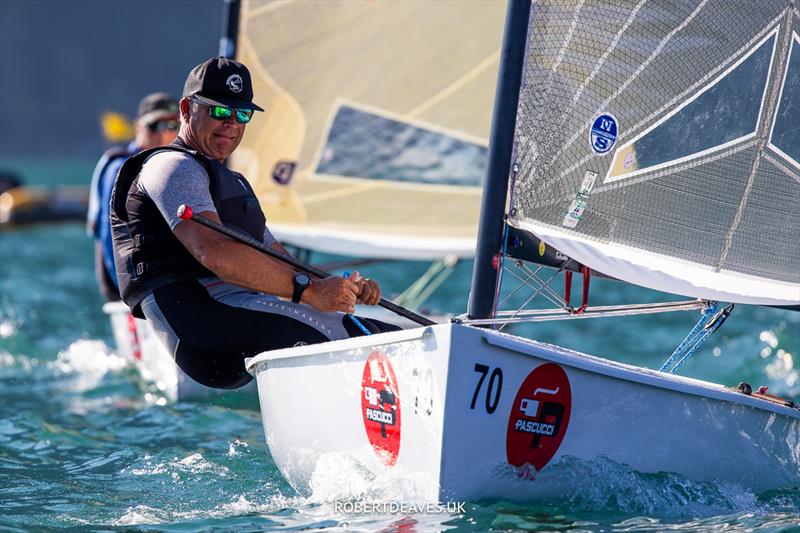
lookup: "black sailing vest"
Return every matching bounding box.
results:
[109,139,266,318]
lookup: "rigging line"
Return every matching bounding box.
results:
[496,299,704,316]
[492,219,512,320]
[406,50,500,119]
[395,259,446,305]
[659,302,719,372]
[500,264,566,310]
[497,264,545,307]
[718,8,795,270]
[413,258,458,308]
[666,304,734,373]
[395,257,457,309]
[456,300,705,326]
[500,266,564,311]
[498,267,564,331]
[512,255,575,305]
[517,261,571,306]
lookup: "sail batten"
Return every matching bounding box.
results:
[511,0,800,306]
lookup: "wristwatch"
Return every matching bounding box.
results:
[291,272,312,303]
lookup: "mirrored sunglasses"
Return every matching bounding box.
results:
[148,119,179,132]
[208,104,253,124]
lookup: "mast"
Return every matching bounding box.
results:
[219,0,240,59]
[467,0,530,321]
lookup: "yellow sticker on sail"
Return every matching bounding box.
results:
[538,241,546,256]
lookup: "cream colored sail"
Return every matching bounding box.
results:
[232,0,505,259]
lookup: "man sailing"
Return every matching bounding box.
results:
[110,57,396,389]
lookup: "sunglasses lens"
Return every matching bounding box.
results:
[210,106,233,120]
[148,120,177,132]
[235,109,253,124]
[158,120,179,132]
[202,101,253,124]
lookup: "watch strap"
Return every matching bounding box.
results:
[291,273,309,303]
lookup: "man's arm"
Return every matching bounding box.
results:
[140,151,378,312]
[173,211,365,313]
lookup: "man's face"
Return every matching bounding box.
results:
[136,116,179,151]
[181,98,246,161]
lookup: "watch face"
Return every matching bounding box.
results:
[295,273,311,285]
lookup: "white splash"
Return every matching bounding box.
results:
[306,450,439,505]
[0,319,17,338]
[48,339,128,393]
[228,439,249,457]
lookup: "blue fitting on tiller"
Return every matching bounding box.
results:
[342,271,371,336]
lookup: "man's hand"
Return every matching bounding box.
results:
[302,271,382,313]
[352,272,381,305]
[304,276,360,313]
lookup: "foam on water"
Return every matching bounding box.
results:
[306,451,441,504]
[51,339,127,390]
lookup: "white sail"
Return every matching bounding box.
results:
[231,0,506,259]
[509,0,800,306]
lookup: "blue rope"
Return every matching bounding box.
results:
[660,302,724,374]
[342,271,371,336]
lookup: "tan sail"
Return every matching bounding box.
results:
[232,0,506,259]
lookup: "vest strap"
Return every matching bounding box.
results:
[132,234,165,248]
[135,258,187,277]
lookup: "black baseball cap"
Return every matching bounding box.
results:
[182,57,264,111]
[136,92,179,125]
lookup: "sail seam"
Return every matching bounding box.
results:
[554,10,783,187]
[766,31,800,171]
[406,50,500,120]
[555,0,710,160]
[524,138,759,212]
[717,8,794,272]
[246,0,290,19]
[763,152,800,184]
[595,140,757,193]
[555,0,648,141]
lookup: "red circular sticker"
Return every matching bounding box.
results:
[361,351,401,466]
[506,363,571,478]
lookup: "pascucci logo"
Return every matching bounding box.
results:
[226,74,243,93]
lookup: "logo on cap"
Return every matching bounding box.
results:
[226,74,243,94]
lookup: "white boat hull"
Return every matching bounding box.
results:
[246,323,800,502]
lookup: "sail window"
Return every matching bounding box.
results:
[768,31,800,169]
[606,31,777,183]
[315,103,487,187]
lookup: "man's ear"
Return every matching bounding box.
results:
[179,97,192,122]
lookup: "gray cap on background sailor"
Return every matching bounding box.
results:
[136,92,179,125]
[182,57,264,111]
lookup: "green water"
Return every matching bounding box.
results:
[0,162,798,531]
